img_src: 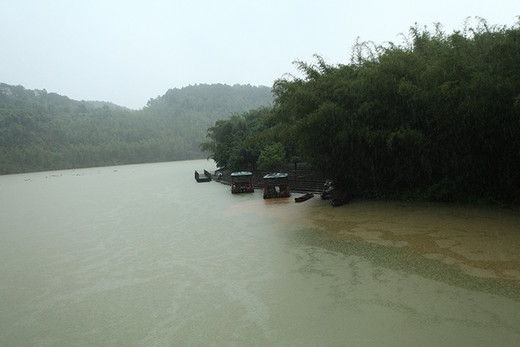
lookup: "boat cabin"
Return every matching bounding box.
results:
[231,171,254,193]
[263,173,291,199]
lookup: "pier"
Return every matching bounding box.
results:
[217,163,326,193]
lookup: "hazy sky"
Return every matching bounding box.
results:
[1,1,518,109]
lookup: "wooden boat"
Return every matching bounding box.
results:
[263,173,291,199]
[295,193,314,203]
[194,170,211,182]
[231,171,254,193]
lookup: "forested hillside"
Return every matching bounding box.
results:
[202,19,520,204]
[0,83,272,174]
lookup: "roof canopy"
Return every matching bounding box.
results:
[263,173,288,179]
[231,171,253,177]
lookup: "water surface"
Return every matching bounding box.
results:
[1,160,519,346]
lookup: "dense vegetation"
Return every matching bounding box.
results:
[202,19,520,203]
[0,83,272,174]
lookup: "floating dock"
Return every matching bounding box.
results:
[195,170,212,182]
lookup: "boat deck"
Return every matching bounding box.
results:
[195,170,212,182]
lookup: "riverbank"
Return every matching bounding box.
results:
[309,200,520,282]
[226,196,520,282]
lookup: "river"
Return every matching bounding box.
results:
[1,159,519,346]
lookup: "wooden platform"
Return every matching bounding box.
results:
[217,163,326,193]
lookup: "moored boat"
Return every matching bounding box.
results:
[195,170,211,182]
[231,171,254,193]
[295,193,314,202]
[263,173,291,199]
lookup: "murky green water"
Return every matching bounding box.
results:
[1,160,519,346]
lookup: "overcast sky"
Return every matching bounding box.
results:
[1,1,518,109]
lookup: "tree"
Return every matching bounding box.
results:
[200,107,273,170]
[268,18,520,202]
[257,142,286,170]
[0,83,273,174]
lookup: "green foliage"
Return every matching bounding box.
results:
[257,142,286,170]
[200,107,273,171]
[268,17,520,203]
[0,83,272,174]
[203,17,519,203]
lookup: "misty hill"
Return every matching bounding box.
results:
[0,83,130,112]
[0,83,273,174]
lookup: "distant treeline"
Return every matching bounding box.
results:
[0,83,272,174]
[201,19,520,203]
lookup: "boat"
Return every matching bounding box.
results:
[295,193,314,203]
[263,173,291,199]
[231,171,254,193]
[194,170,212,182]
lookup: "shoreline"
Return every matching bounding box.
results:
[225,196,520,282]
[309,199,520,282]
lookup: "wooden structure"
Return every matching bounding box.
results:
[295,193,314,203]
[194,170,212,182]
[263,173,291,199]
[216,163,326,194]
[231,172,254,193]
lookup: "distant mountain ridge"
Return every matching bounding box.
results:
[143,83,272,119]
[0,83,129,111]
[0,82,273,174]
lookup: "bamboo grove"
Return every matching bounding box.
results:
[202,19,520,203]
